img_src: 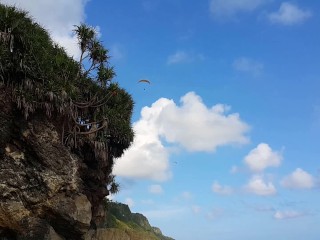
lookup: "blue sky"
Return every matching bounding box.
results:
[2,0,320,239]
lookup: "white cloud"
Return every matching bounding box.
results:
[113,99,171,181]
[167,51,204,65]
[210,0,269,18]
[233,57,264,76]
[281,168,315,189]
[268,2,312,26]
[245,175,276,196]
[1,0,89,58]
[149,184,164,194]
[53,35,80,58]
[212,181,233,195]
[244,143,282,172]
[157,93,250,151]
[274,210,305,220]
[114,92,249,181]
[125,197,135,208]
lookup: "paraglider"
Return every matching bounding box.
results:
[138,79,151,84]
[138,79,151,90]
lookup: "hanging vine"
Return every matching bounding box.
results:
[0,4,134,170]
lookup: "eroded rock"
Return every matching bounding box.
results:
[0,92,93,239]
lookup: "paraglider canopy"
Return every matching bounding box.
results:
[138,79,151,91]
[138,79,151,84]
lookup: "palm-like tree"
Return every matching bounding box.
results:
[74,24,95,64]
[0,3,134,188]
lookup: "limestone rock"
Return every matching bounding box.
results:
[0,88,93,239]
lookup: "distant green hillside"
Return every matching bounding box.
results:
[103,201,174,240]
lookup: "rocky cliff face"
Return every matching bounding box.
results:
[0,86,93,239]
[0,87,174,240]
[0,4,172,240]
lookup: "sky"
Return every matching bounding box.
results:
[1,0,320,239]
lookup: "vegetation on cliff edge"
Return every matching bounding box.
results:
[0,4,134,194]
[104,201,174,240]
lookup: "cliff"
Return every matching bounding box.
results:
[102,202,174,240]
[0,90,174,240]
[0,96,93,239]
[0,4,173,240]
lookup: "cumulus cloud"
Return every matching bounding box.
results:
[113,99,171,181]
[274,210,306,220]
[209,0,269,18]
[212,181,233,195]
[244,143,282,172]
[233,57,264,76]
[114,92,249,181]
[157,93,249,151]
[245,175,276,196]
[281,168,315,189]
[149,184,164,194]
[167,51,204,65]
[268,2,312,26]
[1,0,89,58]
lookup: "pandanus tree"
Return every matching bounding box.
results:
[0,4,133,194]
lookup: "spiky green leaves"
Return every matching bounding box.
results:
[0,4,134,163]
[74,24,113,89]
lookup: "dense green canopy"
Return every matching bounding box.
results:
[0,4,134,192]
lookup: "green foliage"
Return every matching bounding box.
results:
[104,201,174,240]
[0,4,133,167]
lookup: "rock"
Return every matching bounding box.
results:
[46,226,64,240]
[16,218,63,240]
[0,202,31,232]
[0,91,93,239]
[0,5,172,239]
[88,228,130,240]
[152,227,162,236]
[37,193,92,238]
[0,76,174,240]
[73,195,92,226]
[0,93,174,239]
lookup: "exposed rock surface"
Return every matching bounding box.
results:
[0,90,174,240]
[0,86,92,239]
[0,5,132,238]
[0,4,173,239]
